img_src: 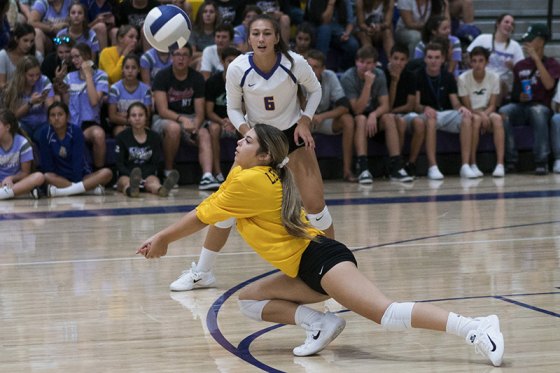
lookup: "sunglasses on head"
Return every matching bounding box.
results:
[53,36,71,45]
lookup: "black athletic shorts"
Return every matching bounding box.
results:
[282,124,306,154]
[297,236,357,295]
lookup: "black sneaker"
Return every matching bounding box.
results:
[390,168,414,182]
[404,162,416,178]
[29,187,41,200]
[199,175,220,190]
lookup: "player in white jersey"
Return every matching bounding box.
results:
[170,14,334,292]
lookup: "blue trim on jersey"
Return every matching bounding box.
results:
[239,67,253,88]
[279,64,296,84]
[248,52,282,80]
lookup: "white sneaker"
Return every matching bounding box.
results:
[358,170,373,184]
[293,312,346,357]
[470,164,484,178]
[47,185,57,197]
[170,262,216,291]
[492,164,505,178]
[460,164,477,179]
[553,160,560,174]
[466,315,504,367]
[92,185,105,195]
[427,165,444,180]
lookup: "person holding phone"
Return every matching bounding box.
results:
[2,55,55,144]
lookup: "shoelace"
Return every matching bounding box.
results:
[181,263,202,281]
[467,329,491,356]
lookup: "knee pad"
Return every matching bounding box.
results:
[238,299,270,321]
[380,302,415,331]
[214,217,236,229]
[307,206,332,231]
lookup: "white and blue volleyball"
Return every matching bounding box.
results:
[143,5,192,53]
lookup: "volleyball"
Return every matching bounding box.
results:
[143,5,192,53]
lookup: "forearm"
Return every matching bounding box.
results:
[156,210,208,245]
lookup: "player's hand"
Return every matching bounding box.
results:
[364,70,376,86]
[222,118,236,135]
[1,176,14,188]
[136,234,168,258]
[424,106,437,120]
[294,116,315,149]
[366,114,378,137]
[458,106,472,119]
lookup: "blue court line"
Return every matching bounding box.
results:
[206,220,560,372]
[4,188,560,221]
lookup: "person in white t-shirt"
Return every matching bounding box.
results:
[467,13,523,105]
[199,23,233,80]
[458,47,504,177]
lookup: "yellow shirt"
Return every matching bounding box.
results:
[196,166,321,278]
[98,46,124,85]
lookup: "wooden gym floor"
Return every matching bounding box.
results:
[1,174,559,372]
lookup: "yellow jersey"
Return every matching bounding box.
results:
[196,165,321,277]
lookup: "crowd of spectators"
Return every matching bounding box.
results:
[1,0,560,200]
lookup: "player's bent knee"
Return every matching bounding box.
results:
[214,217,236,229]
[238,299,270,321]
[380,302,415,331]
[307,206,332,231]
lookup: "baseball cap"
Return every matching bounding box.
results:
[520,24,550,43]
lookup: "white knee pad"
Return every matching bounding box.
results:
[238,299,270,321]
[214,217,236,229]
[307,206,332,231]
[380,302,415,331]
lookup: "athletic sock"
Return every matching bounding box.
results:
[446,312,481,338]
[53,182,86,196]
[0,186,15,199]
[195,247,218,272]
[294,305,324,328]
[357,156,368,174]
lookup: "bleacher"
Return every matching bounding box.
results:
[96,0,558,184]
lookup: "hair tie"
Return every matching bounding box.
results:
[277,156,289,169]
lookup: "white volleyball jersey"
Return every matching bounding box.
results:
[226,50,321,131]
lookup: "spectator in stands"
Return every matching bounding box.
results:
[306,49,357,182]
[341,46,411,184]
[82,0,117,50]
[355,0,395,61]
[62,43,109,170]
[2,55,55,144]
[199,23,233,80]
[448,0,474,35]
[190,0,221,71]
[140,47,171,85]
[18,0,34,23]
[42,34,75,98]
[115,102,179,198]
[29,0,71,55]
[151,44,220,190]
[413,41,475,180]
[57,2,99,61]
[99,25,139,85]
[304,0,359,71]
[108,54,152,137]
[414,15,462,77]
[248,0,291,45]
[394,0,448,58]
[213,0,244,26]
[0,23,43,89]
[0,0,11,51]
[381,44,420,179]
[499,24,560,175]
[39,101,112,197]
[291,22,314,58]
[550,85,560,173]
[118,0,159,52]
[205,46,241,183]
[467,13,524,106]
[0,109,45,200]
[458,46,505,178]
[233,5,262,53]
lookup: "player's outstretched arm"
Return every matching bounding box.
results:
[136,210,208,258]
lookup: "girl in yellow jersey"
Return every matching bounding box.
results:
[137,124,504,366]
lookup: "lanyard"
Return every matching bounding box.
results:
[425,71,442,110]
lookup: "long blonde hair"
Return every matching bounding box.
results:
[2,55,41,112]
[253,123,314,240]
